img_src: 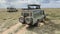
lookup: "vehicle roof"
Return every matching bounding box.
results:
[22,9,42,12]
[22,8,40,9]
[28,4,40,6]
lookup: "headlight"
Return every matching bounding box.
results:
[19,16,24,23]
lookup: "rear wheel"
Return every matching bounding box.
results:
[33,19,39,26]
[44,15,46,20]
[40,18,46,25]
[28,19,39,27]
[28,20,33,26]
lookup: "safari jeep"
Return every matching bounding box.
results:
[19,4,46,26]
[7,7,18,12]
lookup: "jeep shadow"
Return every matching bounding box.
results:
[26,18,60,34]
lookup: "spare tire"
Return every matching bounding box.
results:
[19,17,25,24]
[25,18,33,25]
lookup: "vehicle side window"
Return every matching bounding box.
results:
[40,11,43,15]
[33,11,41,18]
[23,13,28,17]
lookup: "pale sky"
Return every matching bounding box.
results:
[0,0,60,8]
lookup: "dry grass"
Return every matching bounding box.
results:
[0,8,60,34]
[0,9,21,33]
[42,8,60,20]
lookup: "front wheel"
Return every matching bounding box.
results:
[44,15,46,20]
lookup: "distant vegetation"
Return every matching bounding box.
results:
[42,8,60,20]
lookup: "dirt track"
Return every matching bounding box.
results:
[2,20,60,34]
[2,23,21,34]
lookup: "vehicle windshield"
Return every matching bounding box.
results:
[33,11,43,18]
[21,13,29,17]
[21,13,32,17]
[29,6,37,9]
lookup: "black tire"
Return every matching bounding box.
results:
[43,10,46,20]
[40,19,44,22]
[28,18,33,25]
[28,21,33,26]
[44,15,46,20]
[40,18,46,24]
[33,19,39,26]
[34,22,38,26]
[28,20,39,27]
[16,10,18,11]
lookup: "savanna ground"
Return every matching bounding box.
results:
[0,8,60,34]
